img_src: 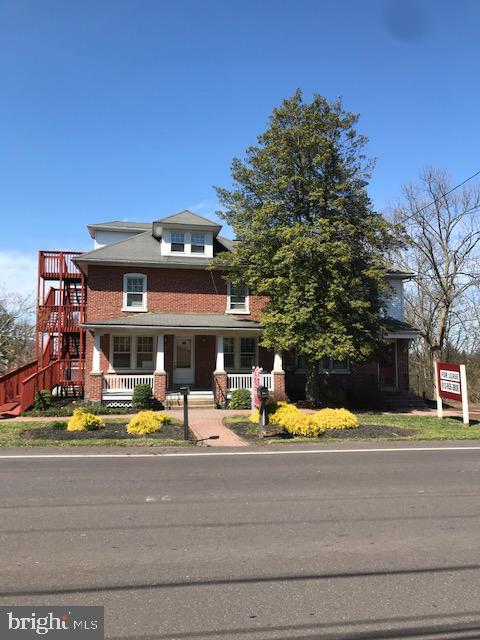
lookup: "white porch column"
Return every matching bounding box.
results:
[215,334,225,372]
[155,334,165,373]
[273,350,284,372]
[92,332,101,373]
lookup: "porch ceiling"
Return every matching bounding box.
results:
[83,311,262,333]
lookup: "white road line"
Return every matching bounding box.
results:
[1,446,480,459]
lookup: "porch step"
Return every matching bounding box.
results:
[0,401,21,418]
[381,390,430,412]
[165,391,215,409]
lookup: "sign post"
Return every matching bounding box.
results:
[435,362,469,426]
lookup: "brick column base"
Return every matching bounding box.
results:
[213,371,228,408]
[87,373,103,403]
[272,371,287,401]
[154,372,167,405]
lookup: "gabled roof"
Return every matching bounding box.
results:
[156,209,222,228]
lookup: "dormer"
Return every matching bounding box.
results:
[152,210,222,259]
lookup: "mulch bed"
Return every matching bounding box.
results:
[231,420,416,441]
[21,422,188,441]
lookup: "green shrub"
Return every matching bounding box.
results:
[34,389,53,410]
[126,411,170,435]
[24,402,133,417]
[229,389,252,409]
[132,384,154,410]
[67,409,105,432]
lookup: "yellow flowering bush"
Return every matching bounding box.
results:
[249,402,279,424]
[269,402,318,435]
[67,409,105,431]
[249,402,359,438]
[308,408,359,432]
[126,411,170,436]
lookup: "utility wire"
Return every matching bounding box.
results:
[411,169,480,216]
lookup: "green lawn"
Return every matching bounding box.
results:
[0,417,190,448]
[224,412,480,443]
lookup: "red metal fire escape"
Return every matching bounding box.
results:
[0,251,86,416]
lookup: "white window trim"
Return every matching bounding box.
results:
[108,334,155,372]
[223,336,258,371]
[226,281,250,314]
[122,273,147,312]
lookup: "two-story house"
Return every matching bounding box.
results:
[74,210,416,407]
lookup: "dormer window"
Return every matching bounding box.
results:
[227,281,249,313]
[171,232,185,252]
[191,233,205,254]
[123,273,147,311]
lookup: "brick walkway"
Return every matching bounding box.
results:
[168,408,250,447]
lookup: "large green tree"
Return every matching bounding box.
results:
[213,91,403,403]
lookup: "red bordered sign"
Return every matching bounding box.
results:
[252,366,261,409]
[437,362,462,401]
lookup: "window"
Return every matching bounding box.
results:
[227,282,249,312]
[113,336,131,369]
[224,337,235,369]
[137,336,154,369]
[191,233,205,254]
[222,337,257,370]
[295,353,350,373]
[240,337,256,369]
[171,232,185,252]
[124,274,147,311]
[319,358,350,373]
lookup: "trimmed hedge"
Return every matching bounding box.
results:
[132,384,154,410]
[228,389,252,409]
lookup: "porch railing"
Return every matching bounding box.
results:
[103,374,155,396]
[227,372,273,392]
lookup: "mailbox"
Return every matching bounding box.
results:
[257,385,269,401]
[179,386,190,396]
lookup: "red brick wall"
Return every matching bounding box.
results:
[86,266,268,322]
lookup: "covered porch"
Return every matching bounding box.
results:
[83,312,285,407]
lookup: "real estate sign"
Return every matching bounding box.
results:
[435,362,469,425]
[252,366,261,410]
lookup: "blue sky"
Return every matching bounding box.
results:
[1,0,479,293]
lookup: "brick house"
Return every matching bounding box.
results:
[74,210,416,407]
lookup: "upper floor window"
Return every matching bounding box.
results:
[227,281,249,313]
[191,233,205,254]
[123,274,147,311]
[171,232,185,252]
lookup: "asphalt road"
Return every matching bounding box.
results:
[1,444,480,639]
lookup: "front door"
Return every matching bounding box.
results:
[174,335,195,385]
[379,341,398,388]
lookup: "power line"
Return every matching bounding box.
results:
[412,169,480,217]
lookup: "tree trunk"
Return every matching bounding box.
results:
[305,360,321,407]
